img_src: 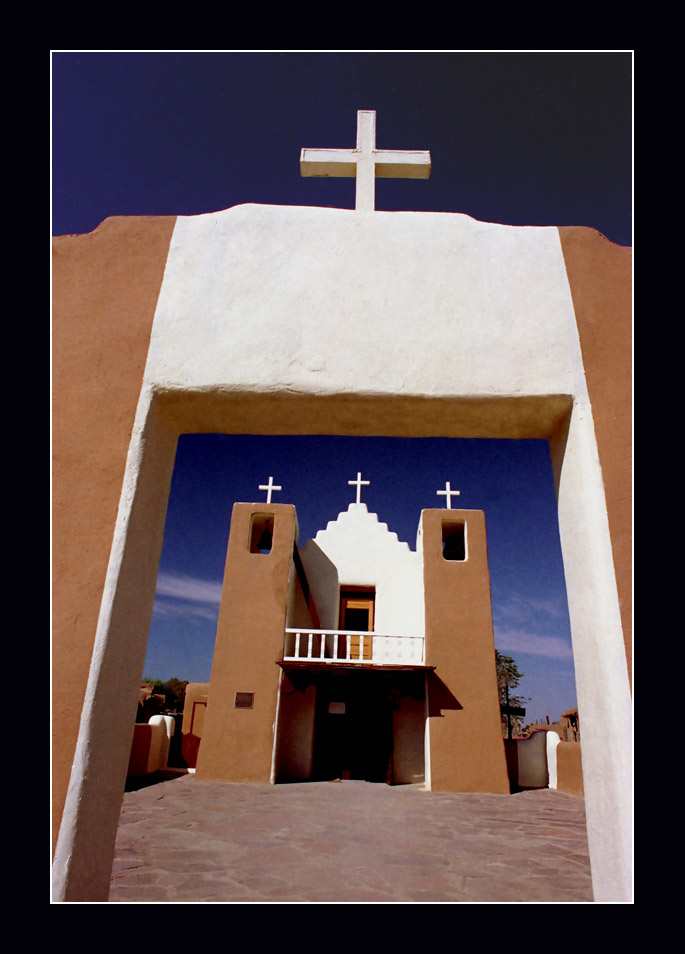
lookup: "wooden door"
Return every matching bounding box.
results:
[339,591,375,660]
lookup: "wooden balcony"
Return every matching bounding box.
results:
[283,628,425,666]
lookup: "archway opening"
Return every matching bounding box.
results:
[141,430,577,771]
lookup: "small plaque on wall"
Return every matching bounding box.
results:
[235,692,254,709]
[328,701,346,715]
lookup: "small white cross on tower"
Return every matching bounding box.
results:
[258,476,282,504]
[300,110,431,212]
[348,471,370,505]
[437,481,460,509]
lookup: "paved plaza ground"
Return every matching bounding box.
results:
[109,774,593,902]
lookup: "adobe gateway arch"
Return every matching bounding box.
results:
[52,202,631,901]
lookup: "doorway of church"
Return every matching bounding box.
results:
[312,672,393,783]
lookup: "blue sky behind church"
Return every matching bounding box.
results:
[52,52,632,723]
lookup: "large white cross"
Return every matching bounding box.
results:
[437,481,460,509]
[300,110,431,212]
[258,476,282,504]
[348,471,370,504]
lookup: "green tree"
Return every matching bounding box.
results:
[495,650,528,739]
[142,675,165,691]
[163,678,188,713]
[140,676,188,713]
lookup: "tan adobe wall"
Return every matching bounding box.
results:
[196,504,297,783]
[421,509,509,793]
[274,674,317,781]
[558,228,632,684]
[556,742,585,797]
[181,683,210,768]
[391,686,426,784]
[127,724,154,776]
[52,215,176,851]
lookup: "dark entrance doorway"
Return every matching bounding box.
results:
[312,672,392,783]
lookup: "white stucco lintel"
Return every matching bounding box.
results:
[144,204,586,403]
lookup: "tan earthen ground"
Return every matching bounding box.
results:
[109,775,592,903]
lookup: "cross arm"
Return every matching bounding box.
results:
[301,147,431,179]
[300,148,358,178]
[374,150,431,179]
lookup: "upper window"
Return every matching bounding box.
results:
[442,520,466,561]
[249,514,274,553]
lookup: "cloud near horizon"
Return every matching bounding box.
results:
[493,626,573,661]
[153,572,222,621]
[156,572,223,603]
[495,593,566,623]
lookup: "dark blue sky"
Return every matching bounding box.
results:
[52,51,632,244]
[52,52,632,723]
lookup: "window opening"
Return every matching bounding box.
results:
[250,514,274,553]
[442,520,466,561]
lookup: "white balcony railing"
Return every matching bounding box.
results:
[283,628,425,666]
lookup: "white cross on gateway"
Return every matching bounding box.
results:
[300,110,431,212]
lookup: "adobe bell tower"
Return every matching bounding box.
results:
[421,505,509,793]
[195,500,299,783]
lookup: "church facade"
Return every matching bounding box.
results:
[189,498,508,794]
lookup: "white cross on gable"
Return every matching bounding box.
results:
[258,476,282,504]
[437,481,460,508]
[300,110,431,212]
[348,471,370,505]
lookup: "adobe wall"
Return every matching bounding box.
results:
[273,675,317,781]
[556,742,585,798]
[503,731,549,790]
[195,504,297,783]
[181,683,209,768]
[392,686,426,784]
[52,215,176,852]
[558,229,632,683]
[421,509,509,794]
[127,724,153,777]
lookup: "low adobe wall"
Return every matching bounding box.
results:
[556,742,585,797]
[504,731,550,791]
[181,684,209,768]
[127,724,154,776]
[127,716,174,776]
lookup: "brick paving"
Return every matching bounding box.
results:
[109,774,593,903]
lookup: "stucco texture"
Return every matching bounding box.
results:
[52,215,176,850]
[145,205,584,403]
[558,228,632,682]
[421,509,509,794]
[196,504,297,783]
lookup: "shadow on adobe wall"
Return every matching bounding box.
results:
[426,672,462,717]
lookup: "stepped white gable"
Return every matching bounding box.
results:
[300,504,424,637]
